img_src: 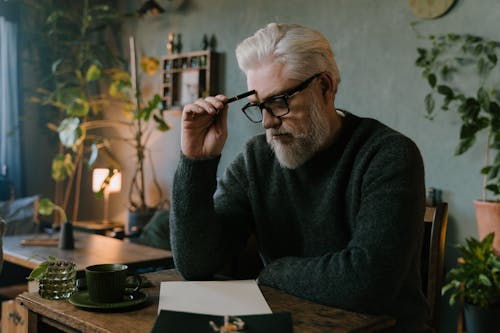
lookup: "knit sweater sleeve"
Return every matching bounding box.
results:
[257,135,426,314]
[170,153,252,280]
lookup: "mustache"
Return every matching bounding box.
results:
[269,129,291,136]
[267,129,306,139]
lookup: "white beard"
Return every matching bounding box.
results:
[266,99,330,169]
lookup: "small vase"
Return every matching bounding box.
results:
[59,221,75,249]
[38,260,76,300]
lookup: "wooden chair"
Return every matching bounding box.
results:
[421,202,449,331]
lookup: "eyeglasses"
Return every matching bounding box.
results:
[241,72,323,123]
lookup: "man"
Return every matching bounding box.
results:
[171,23,430,332]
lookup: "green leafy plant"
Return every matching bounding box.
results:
[415,32,500,201]
[106,53,171,213]
[23,1,170,218]
[38,197,68,224]
[26,255,58,281]
[441,233,500,308]
[22,0,126,220]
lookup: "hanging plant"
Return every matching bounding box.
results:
[415,32,500,201]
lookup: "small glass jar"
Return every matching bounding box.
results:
[38,260,76,300]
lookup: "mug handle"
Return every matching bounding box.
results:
[124,274,141,294]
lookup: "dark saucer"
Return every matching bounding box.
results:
[69,290,148,311]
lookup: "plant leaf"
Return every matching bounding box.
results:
[485,184,500,195]
[478,274,492,287]
[481,166,492,175]
[425,93,435,115]
[58,117,82,148]
[51,153,75,181]
[88,143,98,167]
[153,114,170,132]
[477,87,490,111]
[85,64,101,82]
[437,85,454,98]
[427,74,437,88]
[38,198,55,216]
[455,137,476,155]
[27,262,48,281]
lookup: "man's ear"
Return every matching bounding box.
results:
[319,73,335,100]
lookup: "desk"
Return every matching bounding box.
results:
[15,269,395,333]
[2,232,173,273]
[72,220,124,236]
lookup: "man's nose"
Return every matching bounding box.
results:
[262,109,281,129]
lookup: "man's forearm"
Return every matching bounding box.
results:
[170,154,225,279]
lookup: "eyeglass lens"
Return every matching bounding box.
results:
[241,72,322,123]
[243,98,289,122]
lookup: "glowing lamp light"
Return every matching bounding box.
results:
[92,168,122,223]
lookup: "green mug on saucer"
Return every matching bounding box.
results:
[85,264,140,303]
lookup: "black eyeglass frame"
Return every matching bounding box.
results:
[241,72,324,123]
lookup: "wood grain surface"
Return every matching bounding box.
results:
[3,232,172,272]
[16,269,395,333]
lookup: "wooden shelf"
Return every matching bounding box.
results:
[160,50,217,110]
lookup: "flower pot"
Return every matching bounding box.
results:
[464,302,500,333]
[38,260,76,300]
[474,200,500,254]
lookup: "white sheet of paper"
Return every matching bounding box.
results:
[158,280,272,316]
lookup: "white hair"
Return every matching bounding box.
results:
[236,23,340,91]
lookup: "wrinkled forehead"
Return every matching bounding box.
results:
[246,61,298,102]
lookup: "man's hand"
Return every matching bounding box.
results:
[181,95,229,159]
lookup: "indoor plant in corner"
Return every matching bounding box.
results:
[24,0,127,222]
[441,233,500,332]
[415,33,500,251]
[106,37,170,234]
[24,1,170,228]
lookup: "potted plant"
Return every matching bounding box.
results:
[105,39,171,232]
[441,233,500,332]
[38,198,74,249]
[27,255,77,300]
[24,1,170,226]
[415,32,500,250]
[23,0,127,221]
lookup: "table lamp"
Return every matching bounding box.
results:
[92,168,122,224]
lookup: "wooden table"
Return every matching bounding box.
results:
[72,220,124,236]
[15,270,395,333]
[2,232,173,273]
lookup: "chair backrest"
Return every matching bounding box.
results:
[421,202,448,330]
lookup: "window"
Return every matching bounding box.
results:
[0,1,23,196]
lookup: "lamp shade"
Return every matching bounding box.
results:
[92,168,122,193]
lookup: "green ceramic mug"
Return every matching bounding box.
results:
[85,264,140,303]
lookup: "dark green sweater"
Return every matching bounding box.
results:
[171,112,431,332]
